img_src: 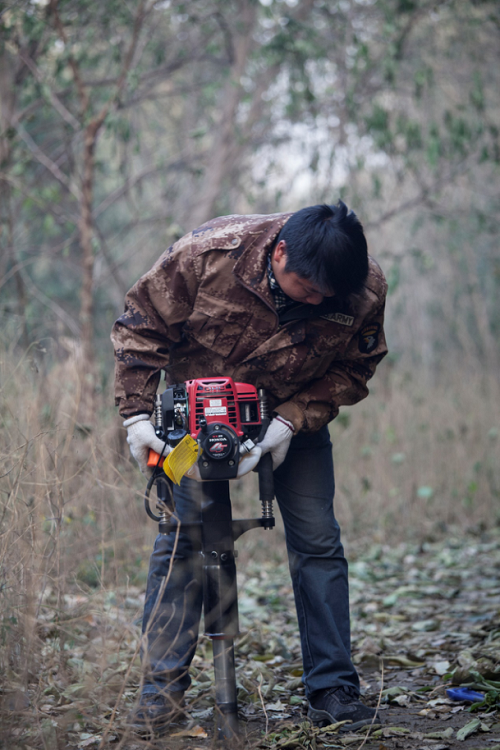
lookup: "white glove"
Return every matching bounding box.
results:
[123,414,170,474]
[185,444,262,482]
[257,416,294,470]
[184,462,202,481]
[237,444,262,477]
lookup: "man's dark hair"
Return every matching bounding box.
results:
[277,200,369,297]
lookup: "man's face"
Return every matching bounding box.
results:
[271,241,333,305]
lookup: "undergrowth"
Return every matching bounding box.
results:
[1,344,499,746]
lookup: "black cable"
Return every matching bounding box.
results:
[144,439,172,522]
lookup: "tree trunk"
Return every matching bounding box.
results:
[189,0,317,228]
[189,0,258,227]
[0,50,31,349]
[79,124,96,367]
[76,123,98,427]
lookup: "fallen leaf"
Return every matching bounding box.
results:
[265,700,286,710]
[315,720,350,733]
[433,660,452,675]
[426,697,454,707]
[456,717,481,741]
[381,686,415,704]
[171,725,208,738]
[393,694,412,707]
[424,727,454,739]
[78,735,101,748]
[412,618,440,632]
[385,654,426,667]
[190,707,214,719]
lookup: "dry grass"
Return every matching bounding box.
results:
[1,344,499,745]
[331,369,500,546]
[0,346,151,743]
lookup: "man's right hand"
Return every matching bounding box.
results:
[257,415,294,469]
[123,414,169,474]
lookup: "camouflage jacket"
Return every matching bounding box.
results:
[111,212,388,433]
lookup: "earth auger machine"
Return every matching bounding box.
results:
[144,377,276,742]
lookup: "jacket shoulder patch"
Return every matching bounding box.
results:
[359,323,380,353]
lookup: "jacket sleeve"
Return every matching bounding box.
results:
[274,301,388,433]
[111,243,198,418]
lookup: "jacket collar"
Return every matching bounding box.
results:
[233,212,292,307]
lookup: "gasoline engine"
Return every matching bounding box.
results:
[147,377,268,480]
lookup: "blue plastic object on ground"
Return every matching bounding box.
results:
[446,687,485,703]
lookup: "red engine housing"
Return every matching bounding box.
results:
[184,377,262,439]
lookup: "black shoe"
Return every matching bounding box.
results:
[128,691,185,733]
[308,686,379,732]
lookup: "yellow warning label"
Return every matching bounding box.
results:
[163,435,199,485]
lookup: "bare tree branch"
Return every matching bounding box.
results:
[0,171,79,225]
[16,48,80,130]
[0,257,37,293]
[94,154,196,219]
[364,158,472,231]
[14,126,81,201]
[93,0,149,131]
[49,0,89,113]
[92,224,128,298]
[20,268,81,337]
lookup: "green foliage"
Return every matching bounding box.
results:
[336,412,351,429]
[414,65,434,98]
[365,105,392,150]
[386,263,401,295]
[76,560,101,588]
[1,0,499,379]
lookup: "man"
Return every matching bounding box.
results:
[111,201,388,732]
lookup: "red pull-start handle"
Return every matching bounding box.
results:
[147,449,164,468]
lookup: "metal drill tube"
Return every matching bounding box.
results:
[212,638,239,741]
[154,394,162,428]
[258,387,269,419]
[258,452,275,529]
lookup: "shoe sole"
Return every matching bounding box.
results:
[308,707,379,733]
[128,707,185,735]
[129,716,183,736]
[129,721,170,736]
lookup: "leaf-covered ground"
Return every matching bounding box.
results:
[1,529,500,749]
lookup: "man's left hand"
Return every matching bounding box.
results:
[185,444,262,481]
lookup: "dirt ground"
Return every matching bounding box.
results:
[105,674,500,750]
[112,663,500,750]
[130,702,500,750]
[1,530,499,749]
[113,529,500,749]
